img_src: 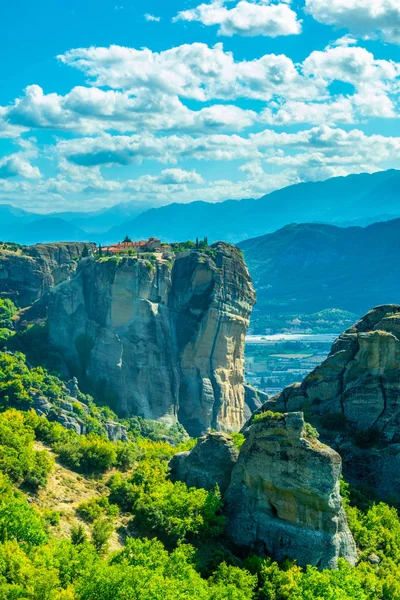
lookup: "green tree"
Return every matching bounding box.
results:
[91,518,114,554]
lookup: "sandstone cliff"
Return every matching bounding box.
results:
[226,412,356,569]
[48,244,256,436]
[252,305,400,499]
[168,414,356,569]
[0,242,94,306]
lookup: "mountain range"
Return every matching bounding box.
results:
[239,218,400,330]
[1,169,399,245]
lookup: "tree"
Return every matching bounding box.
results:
[81,245,89,258]
[71,523,87,546]
[123,235,132,243]
[91,518,114,553]
[98,244,103,257]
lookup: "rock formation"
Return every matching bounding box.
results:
[226,412,357,569]
[253,305,400,499]
[0,242,95,306]
[33,380,128,441]
[48,244,256,436]
[169,432,239,493]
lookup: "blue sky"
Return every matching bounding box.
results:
[1,0,400,213]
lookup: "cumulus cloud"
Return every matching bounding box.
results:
[173,0,301,38]
[54,125,400,180]
[0,154,41,179]
[58,43,322,102]
[305,0,400,45]
[5,84,257,135]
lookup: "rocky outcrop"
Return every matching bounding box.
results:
[253,305,400,499]
[0,243,95,307]
[226,412,357,569]
[169,432,239,493]
[32,387,128,441]
[48,244,256,436]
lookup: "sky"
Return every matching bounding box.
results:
[1,0,400,213]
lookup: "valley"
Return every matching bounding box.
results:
[245,333,337,395]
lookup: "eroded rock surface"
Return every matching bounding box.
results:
[0,243,94,306]
[226,412,357,569]
[48,244,256,436]
[253,305,400,499]
[169,432,239,493]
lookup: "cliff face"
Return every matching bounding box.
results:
[254,305,400,499]
[168,414,356,569]
[226,413,356,569]
[0,243,94,307]
[48,244,256,436]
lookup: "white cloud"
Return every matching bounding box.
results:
[173,0,301,38]
[150,168,204,184]
[58,43,322,102]
[0,153,41,180]
[6,84,257,134]
[54,125,400,180]
[144,13,161,22]
[305,0,400,45]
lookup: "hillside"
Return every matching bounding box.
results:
[240,219,400,330]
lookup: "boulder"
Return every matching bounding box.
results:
[169,432,239,493]
[226,412,357,569]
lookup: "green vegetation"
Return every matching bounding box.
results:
[0,298,17,329]
[0,401,397,598]
[302,422,320,440]
[231,432,246,450]
[253,410,285,423]
[0,327,399,598]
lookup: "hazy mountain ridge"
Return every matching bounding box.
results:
[1,169,399,245]
[239,219,400,325]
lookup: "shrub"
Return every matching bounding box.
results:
[303,422,320,440]
[55,434,117,474]
[253,411,285,423]
[231,432,245,450]
[77,495,119,523]
[71,523,87,546]
[91,518,114,554]
[0,298,17,329]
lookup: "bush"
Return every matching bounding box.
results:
[253,411,285,423]
[0,299,17,329]
[128,460,225,547]
[0,409,53,490]
[77,496,119,523]
[303,422,320,440]
[55,434,117,474]
[91,518,114,554]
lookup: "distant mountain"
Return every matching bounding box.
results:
[0,200,157,244]
[0,204,36,227]
[1,169,399,245]
[1,218,91,245]
[239,219,400,330]
[107,169,400,244]
[47,200,159,233]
